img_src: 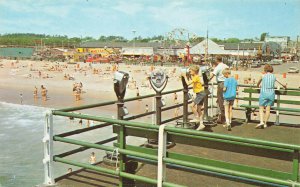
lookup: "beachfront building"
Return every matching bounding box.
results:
[189,39,227,63]
[262,42,282,59]
[190,39,227,55]
[221,42,263,58]
[121,47,153,57]
[265,36,290,50]
[77,41,188,63]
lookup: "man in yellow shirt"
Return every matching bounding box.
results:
[182,65,206,130]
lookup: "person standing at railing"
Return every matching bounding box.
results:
[209,56,228,124]
[222,68,238,131]
[182,65,206,130]
[256,64,286,129]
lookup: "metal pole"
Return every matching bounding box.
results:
[203,84,209,121]
[210,82,214,117]
[183,85,189,123]
[132,30,136,58]
[43,110,55,185]
[40,38,42,51]
[157,124,167,187]
[297,35,299,59]
[237,43,239,69]
[117,98,126,187]
[152,97,155,124]
[156,93,162,125]
[275,94,280,125]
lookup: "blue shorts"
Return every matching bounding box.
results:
[259,92,275,106]
[194,91,206,105]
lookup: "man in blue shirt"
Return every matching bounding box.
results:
[223,68,237,130]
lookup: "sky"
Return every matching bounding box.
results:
[0,0,299,40]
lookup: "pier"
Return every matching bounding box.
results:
[40,74,300,187]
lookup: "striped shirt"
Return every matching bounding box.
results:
[261,73,276,93]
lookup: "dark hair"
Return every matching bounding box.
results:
[215,55,222,62]
[264,64,273,73]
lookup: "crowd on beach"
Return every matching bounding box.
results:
[2,55,289,132]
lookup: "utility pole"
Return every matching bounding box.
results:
[297,35,299,59]
[205,29,208,65]
[132,30,136,48]
[132,30,136,58]
[237,43,239,69]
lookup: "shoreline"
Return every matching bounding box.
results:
[0,59,299,111]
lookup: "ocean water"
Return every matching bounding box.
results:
[0,102,117,187]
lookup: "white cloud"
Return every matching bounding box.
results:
[148,4,215,32]
[0,0,73,18]
[113,1,144,15]
[147,2,249,38]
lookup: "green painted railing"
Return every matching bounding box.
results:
[52,110,300,186]
[47,85,300,186]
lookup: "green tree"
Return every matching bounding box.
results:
[211,38,222,43]
[189,37,205,43]
[226,38,240,43]
[260,32,268,41]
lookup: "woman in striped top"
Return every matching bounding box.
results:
[256,64,286,129]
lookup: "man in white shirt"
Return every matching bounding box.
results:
[209,55,229,124]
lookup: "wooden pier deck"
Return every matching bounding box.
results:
[55,119,300,187]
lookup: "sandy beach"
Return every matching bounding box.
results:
[0,59,299,110]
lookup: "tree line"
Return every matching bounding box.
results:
[0,33,268,47]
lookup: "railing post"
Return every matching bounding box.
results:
[152,97,155,125]
[292,150,299,182]
[43,110,55,185]
[183,86,189,123]
[157,124,167,187]
[117,98,126,187]
[203,84,210,121]
[275,94,280,126]
[246,90,252,122]
[156,92,162,125]
[210,82,214,117]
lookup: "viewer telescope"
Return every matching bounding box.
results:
[149,70,168,93]
[113,71,129,100]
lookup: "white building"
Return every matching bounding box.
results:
[121,47,153,56]
[265,36,290,49]
[190,39,227,55]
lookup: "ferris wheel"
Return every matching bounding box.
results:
[165,28,198,47]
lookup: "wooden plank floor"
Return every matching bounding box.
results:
[56,119,300,187]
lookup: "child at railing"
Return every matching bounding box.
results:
[222,68,238,131]
[182,65,206,130]
[256,64,286,129]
